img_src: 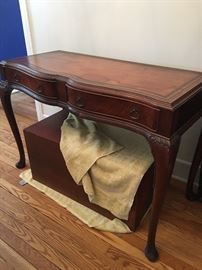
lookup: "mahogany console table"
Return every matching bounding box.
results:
[0,51,202,262]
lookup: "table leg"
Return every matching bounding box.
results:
[186,129,202,201]
[0,82,25,168]
[198,166,202,201]
[145,134,180,261]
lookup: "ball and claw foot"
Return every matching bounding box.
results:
[144,244,159,262]
[16,159,26,169]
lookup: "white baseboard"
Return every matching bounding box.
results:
[172,158,200,184]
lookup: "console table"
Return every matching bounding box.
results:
[0,51,202,262]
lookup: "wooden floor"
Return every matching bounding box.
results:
[0,92,202,270]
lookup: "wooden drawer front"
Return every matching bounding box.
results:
[68,87,159,131]
[6,68,57,99]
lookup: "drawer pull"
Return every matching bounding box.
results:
[130,107,140,120]
[76,96,85,108]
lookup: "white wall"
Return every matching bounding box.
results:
[22,0,202,182]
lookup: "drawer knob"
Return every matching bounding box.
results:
[76,96,85,108]
[130,107,140,120]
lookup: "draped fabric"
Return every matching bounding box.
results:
[60,114,153,220]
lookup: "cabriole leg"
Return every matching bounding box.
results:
[145,134,180,261]
[0,82,25,168]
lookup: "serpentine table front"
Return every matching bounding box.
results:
[0,51,202,262]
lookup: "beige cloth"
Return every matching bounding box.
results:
[60,114,153,220]
[19,169,131,233]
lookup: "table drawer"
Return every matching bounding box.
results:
[5,68,57,99]
[67,86,159,131]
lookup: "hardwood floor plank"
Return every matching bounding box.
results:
[0,210,79,270]
[0,174,173,270]
[0,160,18,176]
[0,141,19,165]
[0,172,198,270]
[0,176,175,269]
[0,237,37,270]
[0,259,13,270]
[117,227,199,270]
[118,191,202,270]
[0,184,158,270]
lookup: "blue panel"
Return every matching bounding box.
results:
[0,0,27,61]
